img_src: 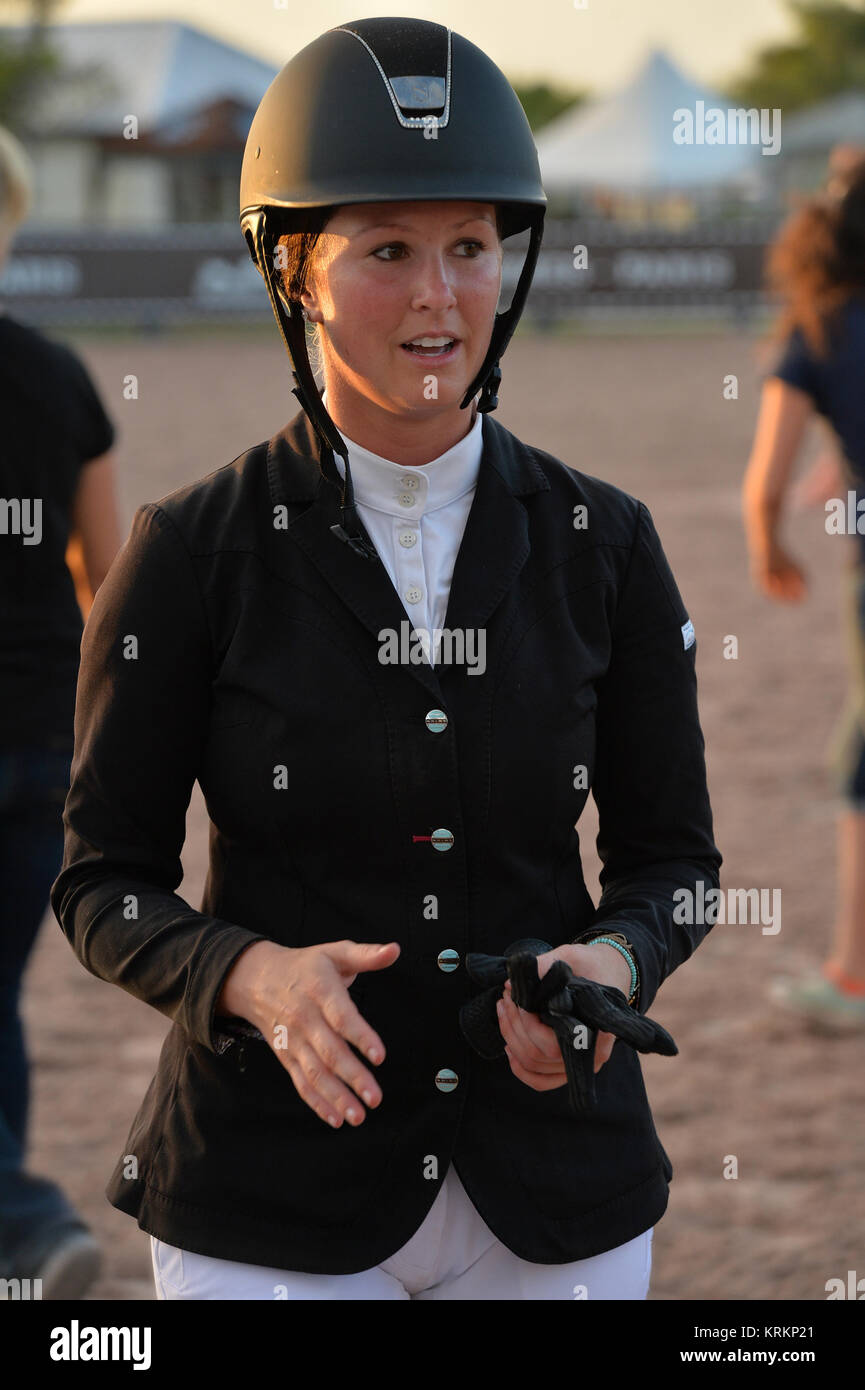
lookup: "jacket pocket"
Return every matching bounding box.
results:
[489,1042,662,1220]
[150,1032,402,1229]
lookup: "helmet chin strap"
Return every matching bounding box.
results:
[253,210,379,560]
[251,205,543,559]
[460,210,545,413]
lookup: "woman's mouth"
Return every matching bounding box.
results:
[400,336,460,362]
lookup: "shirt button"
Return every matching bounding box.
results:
[398,530,417,547]
[425,709,448,734]
[400,475,420,490]
[398,493,416,508]
[431,828,454,852]
[405,586,423,604]
[435,1068,459,1092]
[437,949,460,972]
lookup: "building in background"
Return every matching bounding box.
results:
[0,21,859,326]
[0,20,278,227]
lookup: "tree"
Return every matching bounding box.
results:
[0,0,66,130]
[512,81,588,132]
[723,0,865,111]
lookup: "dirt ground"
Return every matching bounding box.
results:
[20,325,865,1301]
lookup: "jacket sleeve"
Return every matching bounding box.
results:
[579,499,723,1014]
[50,502,269,1053]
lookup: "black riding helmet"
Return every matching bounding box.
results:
[239,16,546,558]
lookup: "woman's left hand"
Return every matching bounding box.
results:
[496,943,633,1091]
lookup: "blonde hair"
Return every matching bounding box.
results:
[0,125,34,241]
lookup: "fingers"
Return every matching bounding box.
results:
[497,991,562,1074]
[266,947,391,1129]
[767,578,805,603]
[501,983,561,1058]
[498,987,618,1085]
[292,1029,379,1129]
[274,1004,382,1129]
[283,1055,348,1130]
[360,941,401,972]
[324,939,401,978]
[755,571,806,603]
[505,1047,565,1091]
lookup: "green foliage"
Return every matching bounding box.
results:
[0,32,60,129]
[723,1,865,111]
[512,82,588,132]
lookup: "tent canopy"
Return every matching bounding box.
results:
[536,49,762,194]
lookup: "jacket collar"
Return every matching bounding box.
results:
[266,406,551,699]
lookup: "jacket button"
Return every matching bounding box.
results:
[437,949,460,972]
[435,1068,459,1092]
[425,709,448,733]
[431,828,454,851]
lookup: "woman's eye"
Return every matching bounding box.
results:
[371,239,487,261]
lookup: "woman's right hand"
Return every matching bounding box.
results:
[216,938,400,1129]
[748,539,807,602]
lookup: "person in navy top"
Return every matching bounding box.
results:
[771,300,865,562]
[742,153,865,1027]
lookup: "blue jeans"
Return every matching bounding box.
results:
[0,742,85,1268]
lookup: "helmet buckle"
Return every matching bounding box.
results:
[478,362,502,414]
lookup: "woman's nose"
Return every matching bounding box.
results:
[409,254,458,310]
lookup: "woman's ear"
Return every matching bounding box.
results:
[300,287,322,324]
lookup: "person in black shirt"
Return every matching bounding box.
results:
[0,123,122,1296]
[742,155,865,1028]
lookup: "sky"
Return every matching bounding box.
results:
[35,0,797,96]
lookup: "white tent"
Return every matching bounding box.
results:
[536,49,763,195]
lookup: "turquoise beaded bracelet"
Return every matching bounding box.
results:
[584,935,638,1005]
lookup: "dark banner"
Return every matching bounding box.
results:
[0,220,776,324]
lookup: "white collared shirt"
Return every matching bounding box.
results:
[323,393,484,665]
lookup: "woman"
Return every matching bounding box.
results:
[742,158,865,1030]
[50,18,722,1300]
[0,123,122,1296]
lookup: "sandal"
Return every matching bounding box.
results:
[768,970,865,1030]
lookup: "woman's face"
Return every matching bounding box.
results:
[299,201,502,419]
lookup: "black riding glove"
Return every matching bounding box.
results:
[458,938,678,1116]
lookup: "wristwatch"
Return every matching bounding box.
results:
[573,929,640,1008]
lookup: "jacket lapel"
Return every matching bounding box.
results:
[441,416,550,635]
[266,407,550,696]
